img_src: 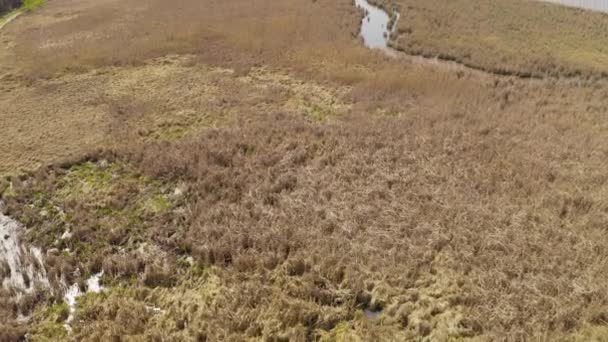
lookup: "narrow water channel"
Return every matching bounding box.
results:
[354,0,606,56]
[354,0,398,50]
[352,0,607,78]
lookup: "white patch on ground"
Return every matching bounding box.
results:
[0,213,49,295]
[185,256,194,265]
[60,229,72,240]
[145,304,166,315]
[63,272,104,332]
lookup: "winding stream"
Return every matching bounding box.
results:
[352,0,608,79]
[353,0,480,74]
[354,0,608,54]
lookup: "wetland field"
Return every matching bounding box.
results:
[1,0,608,341]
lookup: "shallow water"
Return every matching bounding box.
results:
[0,213,48,293]
[363,308,382,320]
[543,0,608,12]
[64,272,103,331]
[354,0,397,50]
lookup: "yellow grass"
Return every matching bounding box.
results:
[377,0,608,78]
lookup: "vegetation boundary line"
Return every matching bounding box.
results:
[359,0,603,81]
[0,0,45,31]
[0,10,21,31]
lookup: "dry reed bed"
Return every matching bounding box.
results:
[3,95,608,339]
[376,0,608,78]
[0,0,608,340]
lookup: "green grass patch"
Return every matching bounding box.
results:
[22,0,44,11]
[3,158,183,282]
[145,194,173,214]
[308,104,333,121]
[27,302,69,341]
[146,111,222,142]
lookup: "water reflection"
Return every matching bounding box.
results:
[354,0,393,50]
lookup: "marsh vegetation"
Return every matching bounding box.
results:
[1,0,608,341]
[377,0,608,78]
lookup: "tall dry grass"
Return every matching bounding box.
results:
[376,0,608,78]
[2,0,608,339]
[108,93,608,339]
[5,84,608,338]
[8,0,360,79]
